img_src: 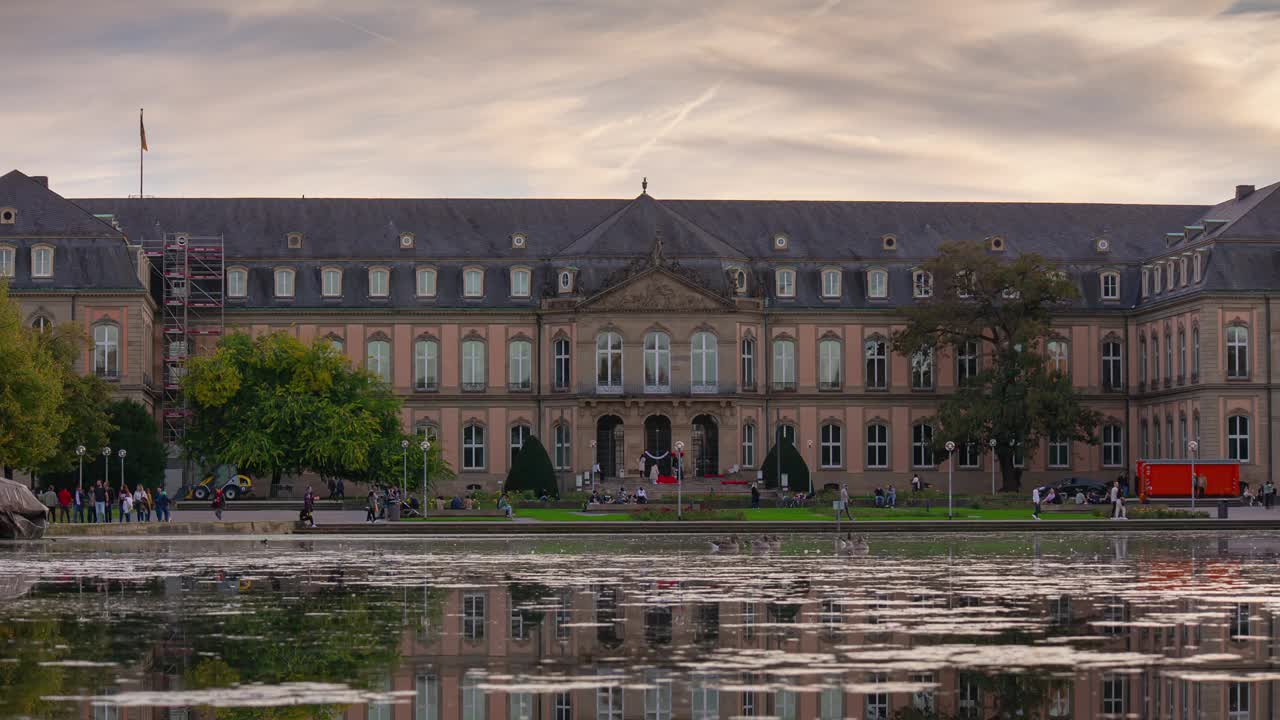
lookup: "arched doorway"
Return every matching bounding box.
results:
[643,415,673,478]
[691,414,719,477]
[596,415,624,479]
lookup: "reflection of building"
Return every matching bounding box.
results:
[7,169,1280,492]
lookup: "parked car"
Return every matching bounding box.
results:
[1044,477,1109,504]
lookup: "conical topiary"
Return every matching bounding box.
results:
[760,436,811,493]
[504,435,558,498]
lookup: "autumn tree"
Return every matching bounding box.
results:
[892,240,1101,492]
[29,323,114,487]
[183,331,408,495]
[0,281,70,477]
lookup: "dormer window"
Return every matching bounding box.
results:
[227,267,247,298]
[558,269,576,294]
[0,246,13,277]
[463,267,484,298]
[867,268,888,299]
[988,235,1006,252]
[729,267,747,294]
[511,233,528,249]
[821,268,841,298]
[1141,267,1150,297]
[1179,256,1188,287]
[368,267,390,297]
[286,232,303,249]
[399,232,415,249]
[321,267,343,297]
[912,270,932,298]
[1095,238,1111,253]
[31,245,53,278]
[773,234,789,251]
[775,268,796,298]
[1152,266,1162,294]
[1165,261,1174,290]
[273,267,295,298]
[1100,271,1120,301]
[0,208,15,225]
[511,267,531,298]
[881,234,897,251]
[1193,253,1202,282]
[416,267,437,297]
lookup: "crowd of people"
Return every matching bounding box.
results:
[38,481,172,523]
[585,486,649,506]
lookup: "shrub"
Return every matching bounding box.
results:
[630,508,745,521]
[504,436,558,498]
[1091,506,1210,519]
[760,437,811,493]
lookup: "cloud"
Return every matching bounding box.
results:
[3,0,1279,203]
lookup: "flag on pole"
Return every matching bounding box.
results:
[140,109,148,152]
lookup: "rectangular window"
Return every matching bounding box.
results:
[0,247,13,277]
[912,424,935,468]
[821,270,840,298]
[554,338,571,390]
[462,340,486,390]
[322,268,342,297]
[509,693,533,720]
[415,340,439,391]
[741,338,756,389]
[820,424,842,468]
[369,269,389,297]
[957,341,979,383]
[508,340,532,390]
[555,692,572,720]
[1227,326,1249,378]
[911,348,934,390]
[1048,436,1070,468]
[463,593,486,640]
[1102,425,1123,467]
[818,339,841,389]
[511,269,530,297]
[464,268,484,297]
[1101,272,1119,300]
[958,442,979,468]
[32,247,53,277]
[1228,415,1250,462]
[1229,681,1249,720]
[772,340,795,390]
[867,269,887,298]
[416,268,437,297]
[415,674,439,720]
[775,269,795,298]
[865,339,887,390]
[1101,674,1127,715]
[554,424,571,470]
[865,673,889,720]
[1102,341,1123,391]
[462,676,485,720]
[643,671,672,720]
[274,269,294,297]
[741,424,756,467]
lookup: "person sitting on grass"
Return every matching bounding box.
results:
[449,495,463,510]
[874,487,885,508]
[636,487,648,504]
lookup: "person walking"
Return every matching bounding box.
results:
[155,488,171,523]
[57,487,72,523]
[1032,486,1042,520]
[120,491,133,523]
[92,481,105,523]
[103,485,114,523]
[838,484,854,521]
[366,490,378,523]
[750,483,760,510]
[301,486,316,527]
[886,485,897,509]
[1110,480,1127,519]
[73,486,86,524]
[1264,480,1277,510]
[212,488,225,520]
[133,486,149,522]
[40,487,58,523]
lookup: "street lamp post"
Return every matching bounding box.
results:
[118,449,127,493]
[101,447,111,488]
[420,440,430,512]
[945,441,957,520]
[988,439,997,496]
[400,439,409,510]
[674,441,685,520]
[76,445,86,492]
[1188,440,1199,510]
[590,440,598,491]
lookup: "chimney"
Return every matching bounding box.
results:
[29,175,48,188]
[1236,184,1255,201]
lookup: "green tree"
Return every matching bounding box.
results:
[891,240,1102,492]
[182,332,407,495]
[98,400,167,490]
[504,435,557,497]
[0,281,67,475]
[338,427,455,498]
[760,436,811,493]
[29,323,115,488]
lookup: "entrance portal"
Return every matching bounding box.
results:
[691,414,719,477]
[643,415,673,478]
[596,415,624,479]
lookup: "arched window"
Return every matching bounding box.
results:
[510,424,532,463]
[1048,435,1070,468]
[912,270,932,298]
[775,269,796,298]
[596,332,623,391]
[1100,271,1120,300]
[1226,325,1249,379]
[818,337,842,390]
[368,267,390,297]
[866,423,888,469]
[1101,338,1123,391]
[911,348,934,390]
[463,267,484,298]
[740,337,756,390]
[322,267,343,297]
[1191,326,1200,380]
[553,423,571,470]
[771,338,796,390]
[414,337,439,391]
[416,267,437,297]
[463,424,486,470]
[912,423,935,467]
[30,315,52,333]
[866,269,888,299]
[327,335,344,354]
[864,337,888,390]
[461,338,486,391]
[553,337,571,390]
[1138,334,1148,387]
[691,331,718,392]
[821,269,841,298]
[31,245,53,278]
[820,423,843,468]
[1228,415,1250,462]
[741,422,756,467]
[93,323,119,378]
[273,268,295,298]
[226,267,247,297]
[1047,339,1069,374]
[366,338,391,383]
[1177,329,1187,383]
[510,267,531,298]
[508,339,532,390]
[957,340,979,384]
[643,331,671,392]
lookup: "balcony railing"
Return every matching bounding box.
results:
[508,380,532,392]
[415,380,439,392]
[461,382,486,392]
[771,380,797,392]
[691,383,719,394]
[595,383,624,395]
[818,380,841,391]
[644,384,671,394]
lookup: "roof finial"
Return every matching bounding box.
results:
[642,177,648,195]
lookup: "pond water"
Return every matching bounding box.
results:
[2,532,1279,719]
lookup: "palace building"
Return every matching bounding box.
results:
[3,168,1277,493]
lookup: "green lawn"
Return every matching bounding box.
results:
[511,507,1088,522]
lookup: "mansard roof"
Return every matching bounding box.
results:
[557,192,748,260]
[0,170,125,239]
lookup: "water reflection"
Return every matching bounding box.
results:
[1,533,1279,719]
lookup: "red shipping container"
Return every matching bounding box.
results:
[1138,460,1240,499]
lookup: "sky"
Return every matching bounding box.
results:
[3,0,1280,203]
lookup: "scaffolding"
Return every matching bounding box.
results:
[144,233,225,444]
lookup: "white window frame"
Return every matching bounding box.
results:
[93,323,120,379]
[820,423,842,468]
[559,270,574,293]
[0,246,13,277]
[957,340,979,383]
[818,338,841,389]
[1102,339,1123,390]
[366,339,391,383]
[415,338,439,391]
[912,269,932,298]
[866,423,889,469]
[691,331,718,391]
[463,267,484,298]
[596,332,623,391]
[911,347,934,390]
[511,267,531,298]
[1153,264,1162,293]
[1048,435,1070,468]
[226,266,247,297]
[553,337,571,390]
[322,267,343,297]
[508,339,532,390]
[1228,414,1250,463]
[1193,253,1202,282]
[1047,339,1069,374]
[553,423,571,470]
[510,424,531,464]
[740,337,756,389]
[31,244,53,278]
[462,592,486,639]
[867,268,888,299]
[775,268,796,298]
[1192,326,1200,379]
[821,268,841,298]
[416,267,437,297]
[1100,271,1120,300]
[741,423,755,467]
[462,339,486,390]
[865,338,888,390]
[772,338,796,388]
[369,267,390,297]
[463,425,487,471]
[1227,325,1249,379]
[273,267,295,298]
[912,423,935,468]
[643,331,671,393]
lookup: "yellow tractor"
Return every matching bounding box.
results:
[187,465,254,501]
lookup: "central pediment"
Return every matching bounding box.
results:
[579,266,735,314]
